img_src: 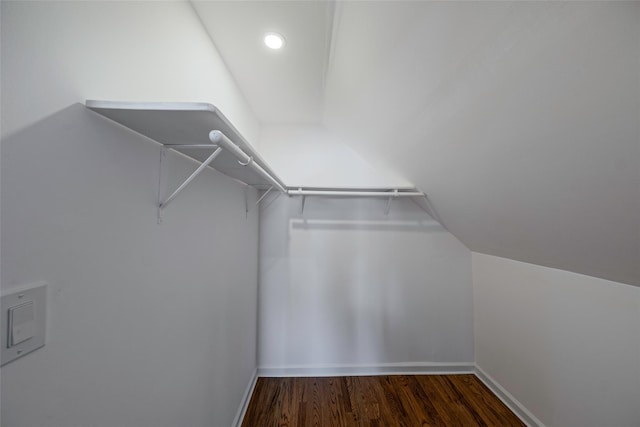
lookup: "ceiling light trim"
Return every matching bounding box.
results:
[264,32,285,50]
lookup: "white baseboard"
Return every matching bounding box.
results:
[474,365,545,427]
[257,362,474,377]
[231,368,258,427]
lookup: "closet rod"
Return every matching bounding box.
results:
[287,189,424,197]
[209,130,287,193]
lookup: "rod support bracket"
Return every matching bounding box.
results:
[385,189,399,215]
[157,146,222,217]
[157,147,168,225]
[238,156,253,166]
[299,188,306,215]
[244,186,249,219]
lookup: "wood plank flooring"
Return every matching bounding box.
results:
[241,375,525,427]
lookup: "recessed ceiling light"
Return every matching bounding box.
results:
[264,32,285,50]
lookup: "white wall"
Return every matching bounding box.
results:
[0,1,259,143]
[323,2,640,286]
[259,196,473,370]
[1,106,259,427]
[473,253,640,427]
[258,125,412,189]
[1,2,260,426]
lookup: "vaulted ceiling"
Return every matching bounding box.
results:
[193,1,334,124]
[192,1,640,286]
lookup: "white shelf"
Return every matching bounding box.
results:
[86,100,428,219]
[86,100,284,190]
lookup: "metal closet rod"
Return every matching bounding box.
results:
[209,130,425,199]
[209,130,287,193]
[287,189,423,197]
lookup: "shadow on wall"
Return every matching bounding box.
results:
[291,218,443,233]
[286,195,448,233]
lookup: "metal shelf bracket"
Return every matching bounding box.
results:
[385,189,399,215]
[157,145,222,224]
[299,188,307,215]
[157,147,167,224]
[247,187,278,216]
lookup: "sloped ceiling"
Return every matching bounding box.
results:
[191,0,333,123]
[194,1,640,286]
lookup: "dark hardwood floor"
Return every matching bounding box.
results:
[241,374,525,427]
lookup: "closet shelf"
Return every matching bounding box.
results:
[86,100,285,192]
[86,100,427,218]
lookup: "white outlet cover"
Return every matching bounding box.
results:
[1,282,47,366]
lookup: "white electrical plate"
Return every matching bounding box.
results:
[1,283,47,366]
